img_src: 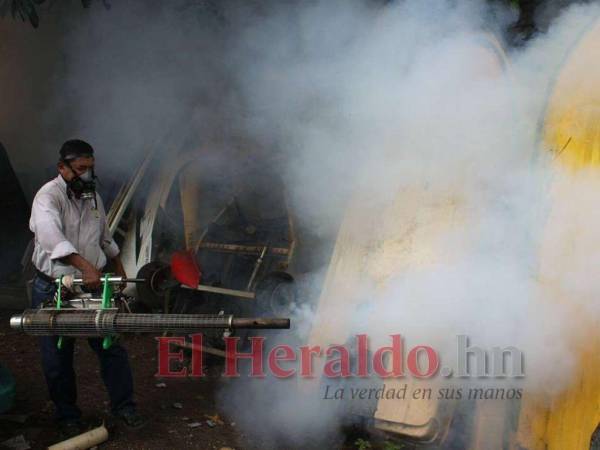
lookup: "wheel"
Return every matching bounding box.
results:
[135,261,171,310]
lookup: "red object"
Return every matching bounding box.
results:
[171,250,202,288]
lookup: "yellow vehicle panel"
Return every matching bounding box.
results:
[515,15,600,450]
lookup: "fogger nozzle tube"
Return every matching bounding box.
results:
[10,309,290,337]
[55,275,145,286]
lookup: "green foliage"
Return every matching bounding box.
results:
[354,438,373,450]
[382,441,405,450]
[355,437,407,450]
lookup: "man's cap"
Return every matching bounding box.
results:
[59,139,94,161]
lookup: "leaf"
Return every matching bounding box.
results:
[22,0,39,28]
[28,6,38,27]
[354,439,372,450]
[204,413,224,425]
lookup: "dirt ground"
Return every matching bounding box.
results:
[0,308,265,450]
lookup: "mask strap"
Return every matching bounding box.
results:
[62,160,81,200]
[64,159,76,175]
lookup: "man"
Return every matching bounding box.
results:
[29,139,145,436]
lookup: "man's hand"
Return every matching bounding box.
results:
[82,264,102,290]
[63,253,102,289]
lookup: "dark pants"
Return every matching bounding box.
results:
[31,275,136,422]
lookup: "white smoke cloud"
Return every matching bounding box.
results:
[215,0,600,446]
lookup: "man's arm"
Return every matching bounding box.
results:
[111,254,127,278]
[111,254,128,291]
[30,192,77,260]
[31,192,101,288]
[97,196,126,281]
[63,253,102,289]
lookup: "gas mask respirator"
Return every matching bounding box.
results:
[65,164,98,207]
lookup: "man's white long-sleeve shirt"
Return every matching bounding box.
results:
[29,175,119,278]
